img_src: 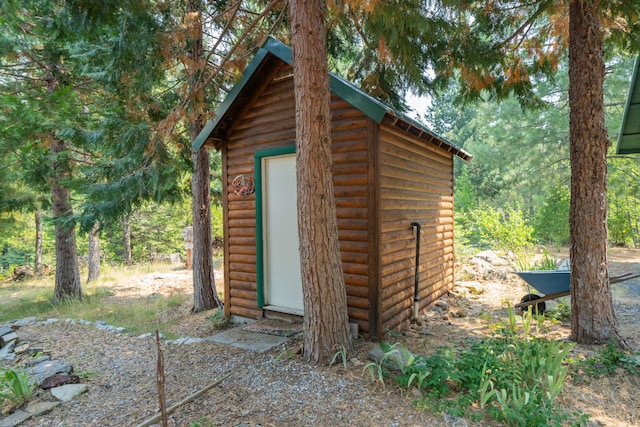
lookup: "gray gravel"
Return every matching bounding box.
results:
[10,322,473,427]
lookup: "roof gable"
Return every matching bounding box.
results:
[194,37,471,162]
[617,57,640,154]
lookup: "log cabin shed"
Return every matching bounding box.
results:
[194,37,472,339]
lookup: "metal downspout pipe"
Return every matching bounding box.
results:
[411,222,421,322]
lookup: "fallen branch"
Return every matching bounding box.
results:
[135,370,235,427]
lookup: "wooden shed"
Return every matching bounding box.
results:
[194,37,472,339]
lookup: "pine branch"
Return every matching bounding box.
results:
[498,0,554,52]
[159,0,284,137]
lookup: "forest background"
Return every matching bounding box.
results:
[1,1,639,279]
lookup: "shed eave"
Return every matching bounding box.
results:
[194,36,472,162]
[616,57,640,154]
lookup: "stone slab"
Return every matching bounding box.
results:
[0,341,16,359]
[0,409,30,427]
[206,326,289,353]
[30,360,73,384]
[24,400,59,416]
[0,332,18,347]
[50,383,88,402]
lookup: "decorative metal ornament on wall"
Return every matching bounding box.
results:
[231,174,255,197]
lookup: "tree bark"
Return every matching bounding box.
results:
[51,137,82,301]
[188,0,222,312]
[34,204,43,276]
[123,214,132,265]
[568,0,616,343]
[87,221,100,282]
[289,0,353,364]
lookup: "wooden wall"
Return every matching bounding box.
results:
[222,66,374,335]
[377,122,455,334]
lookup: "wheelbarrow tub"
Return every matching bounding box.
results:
[514,270,570,295]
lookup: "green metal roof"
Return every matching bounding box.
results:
[194,37,471,162]
[617,57,640,154]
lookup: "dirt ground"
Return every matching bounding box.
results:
[2,247,640,426]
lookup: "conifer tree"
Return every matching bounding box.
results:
[1,1,85,300]
[289,0,353,364]
[425,0,639,344]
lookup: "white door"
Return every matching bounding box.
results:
[263,154,303,313]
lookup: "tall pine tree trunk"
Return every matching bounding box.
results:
[568,0,616,343]
[51,137,82,301]
[123,214,132,265]
[87,221,100,282]
[34,204,43,276]
[187,0,221,312]
[289,0,353,364]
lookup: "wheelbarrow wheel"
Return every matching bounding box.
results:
[519,294,546,315]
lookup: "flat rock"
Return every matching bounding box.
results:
[0,331,18,347]
[14,317,38,327]
[0,341,16,359]
[13,343,29,354]
[30,360,73,384]
[50,383,88,402]
[473,250,509,266]
[23,400,59,416]
[0,325,14,336]
[25,355,51,367]
[0,409,30,427]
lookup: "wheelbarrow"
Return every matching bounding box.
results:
[514,270,640,314]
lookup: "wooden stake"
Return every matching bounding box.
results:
[135,371,234,427]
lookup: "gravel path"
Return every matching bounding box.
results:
[12,322,473,427]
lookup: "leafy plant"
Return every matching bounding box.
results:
[207,308,229,328]
[329,345,348,368]
[368,308,588,426]
[529,249,559,271]
[572,340,640,379]
[457,205,536,269]
[0,367,34,407]
[190,416,216,427]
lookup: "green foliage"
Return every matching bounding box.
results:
[608,154,640,247]
[528,250,560,271]
[571,341,640,380]
[452,168,477,213]
[329,345,349,368]
[190,417,216,427]
[457,205,535,268]
[207,308,229,328]
[127,201,191,263]
[369,309,588,426]
[533,184,570,245]
[0,367,34,407]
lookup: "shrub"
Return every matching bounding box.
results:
[367,308,588,426]
[457,205,535,268]
[533,184,570,245]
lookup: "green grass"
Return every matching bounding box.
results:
[0,263,190,337]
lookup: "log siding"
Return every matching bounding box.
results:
[378,125,455,334]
